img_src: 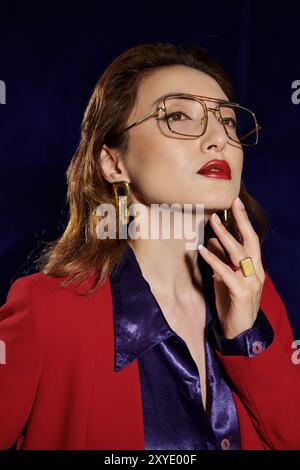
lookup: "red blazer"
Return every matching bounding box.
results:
[0,271,300,450]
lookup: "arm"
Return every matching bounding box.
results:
[211,273,300,450]
[0,277,45,449]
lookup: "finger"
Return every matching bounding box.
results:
[207,237,227,263]
[231,197,261,254]
[231,197,265,280]
[208,237,240,272]
[198,244,243,293]
[209,211,248,269]
[207,238,227,279]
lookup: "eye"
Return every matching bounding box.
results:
[162,111,190,121]
[221,117,237,128]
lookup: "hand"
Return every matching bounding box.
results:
[198,196,266,339]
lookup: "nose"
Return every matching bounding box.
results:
[199,108,228,153]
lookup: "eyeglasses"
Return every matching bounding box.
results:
[119,93,261,147]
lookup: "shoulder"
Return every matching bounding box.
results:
[4,272,73,310]
[6,272,65,299]
[1,272,113,352]
[3,271,111,318]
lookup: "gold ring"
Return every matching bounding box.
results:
[239,256,255,277]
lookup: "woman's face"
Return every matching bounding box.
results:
[113,65,243,213]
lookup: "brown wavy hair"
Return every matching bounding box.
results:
[37,42,270,295]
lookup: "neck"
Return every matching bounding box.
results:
[127,210,212,306]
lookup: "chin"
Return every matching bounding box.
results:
[204,193,236,209]
[192,198,233,210]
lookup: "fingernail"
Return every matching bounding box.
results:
[212,213,222,225]
[198,244,207,251]
[236,197,245,209]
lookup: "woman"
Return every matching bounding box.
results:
[0,42,299,451]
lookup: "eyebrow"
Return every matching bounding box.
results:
[151,92,230,106]
[151,92,183,106]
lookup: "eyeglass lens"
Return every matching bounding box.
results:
[162,97,258,146]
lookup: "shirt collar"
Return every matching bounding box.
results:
[109,244,215,372]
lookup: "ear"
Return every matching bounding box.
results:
[99,145,130,184]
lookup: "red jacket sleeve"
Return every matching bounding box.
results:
[214,273,300,450]
[0,277,45,450]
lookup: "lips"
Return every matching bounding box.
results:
[197,159,231,180]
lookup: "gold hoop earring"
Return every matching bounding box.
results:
[222,208,231,224]
[223,209,228,223]
[112,181,132,225]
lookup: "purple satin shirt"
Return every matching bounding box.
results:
[109,244,274,450]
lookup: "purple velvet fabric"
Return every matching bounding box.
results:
[109,244,270,450]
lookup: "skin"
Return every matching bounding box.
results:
[99,65,266,409]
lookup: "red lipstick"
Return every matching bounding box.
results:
[197,159,231,180]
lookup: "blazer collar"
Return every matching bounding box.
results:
[109,244,215,372]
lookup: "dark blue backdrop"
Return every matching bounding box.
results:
[1,1,299,335]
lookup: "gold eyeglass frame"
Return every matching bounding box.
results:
[119,93,261,147]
